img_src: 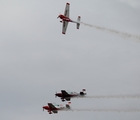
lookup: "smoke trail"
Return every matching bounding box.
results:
[80,22,140,41]
[70,108,140,112]
[84,94,140,99]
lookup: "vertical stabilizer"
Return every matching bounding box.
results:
[66,102,71,109]
[77,16,81,29]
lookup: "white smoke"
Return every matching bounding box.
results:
[84,94,140,99]
[70,108,140,112]
[80,22,140,41]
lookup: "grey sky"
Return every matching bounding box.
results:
[0,0,140,120]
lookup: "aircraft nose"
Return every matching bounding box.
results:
[42,106,45,111]
[55,93,61,97]
[55,93,58,97]
[42,106,48,110]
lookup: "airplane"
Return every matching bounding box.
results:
[42,102,71,114]
[57,3,81,34]
[55,89,86,102]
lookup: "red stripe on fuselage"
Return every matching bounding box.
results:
[58,14,73,22]
[43,105,63,111]
[55,93,78,97]
[43,106,57,111]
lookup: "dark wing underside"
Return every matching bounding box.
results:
[65,97,71,101]
[48,103,56,109]
[52,110,58,113]
[61,90,70,96]
[48,103,58,113]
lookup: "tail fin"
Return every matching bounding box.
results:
[77,16,81,29]
[80,89,86,95]
[82,89,86,92]
[66,102,71,109]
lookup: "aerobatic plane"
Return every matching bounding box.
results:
[57,3,81,34]
[55,89,86,102]
[42,102,71,114]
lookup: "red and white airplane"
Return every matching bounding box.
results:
[55,89,86,102]
[42,102,71,114]
[57,3,81,34]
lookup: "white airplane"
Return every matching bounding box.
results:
[57,3,81,34]
[55,89,86,102]
[42,102,71,114]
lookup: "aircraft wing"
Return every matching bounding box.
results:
[65,97,71,101]
[48,103,56,109]
[62,21,68,34]
[64,3,70,17]
[52,110,58,113]
[61,90,70,96]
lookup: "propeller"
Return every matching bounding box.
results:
[55,92,57,98]
[57,12,62,19]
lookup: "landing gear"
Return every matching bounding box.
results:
[80,92,84,95]
[61,98,65,102]
[48,111,52,114]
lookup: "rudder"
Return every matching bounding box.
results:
[77,16,81,29]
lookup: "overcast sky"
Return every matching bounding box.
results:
[0,0,140,120]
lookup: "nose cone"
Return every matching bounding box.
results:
[55,93,59,97]
[42,106,45,111]
[55,93,62,97]
[57,15,60,18]
[57,14,63,19]
[42,106,48,110]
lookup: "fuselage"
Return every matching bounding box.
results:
[43,106,61,111]
[55,92,78,98]
[58,14,73,22]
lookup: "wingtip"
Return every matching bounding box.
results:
[66,3,70,5]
